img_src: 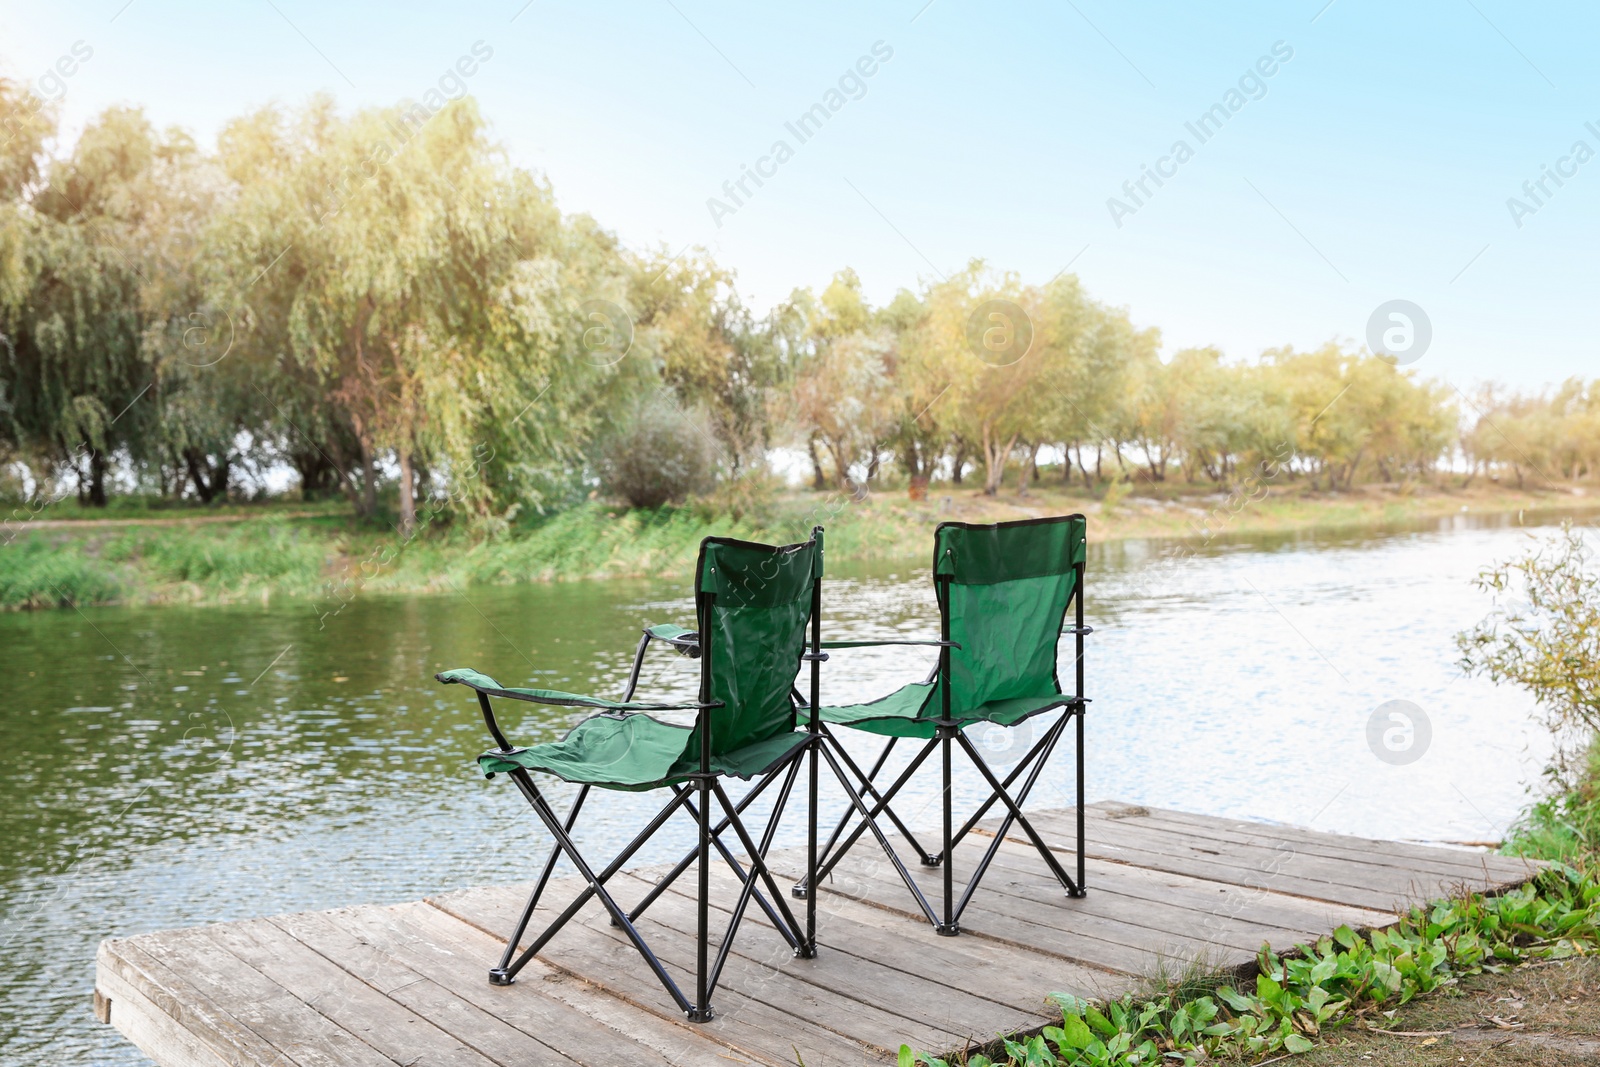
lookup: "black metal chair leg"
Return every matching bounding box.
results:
[954,731,1080,897]
[806,733,940,889]
[940,730,956,936]
[492,783,590,978]
[804,733,819,955]
[499,770,694,1014]
[1075,707,1086,897]
[703,773,806,996]
[803,736,899,891]
[631,767,789,923]
[691,769,712,1021]
[950,712,1070,924]
[816,741,942,927]
[940,712,1064,858]
[821,733,939,868]
[672,755,805,949]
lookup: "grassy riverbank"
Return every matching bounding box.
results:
[2,480,1595,611]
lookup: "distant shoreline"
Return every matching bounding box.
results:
[3,481,1594,612]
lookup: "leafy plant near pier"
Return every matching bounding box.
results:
[1457,521,1600,790]
[899,865,1600,1066]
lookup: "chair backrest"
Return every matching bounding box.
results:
[931,515,1086,719]
[688,531,822,758]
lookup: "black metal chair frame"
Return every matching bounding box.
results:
[795,557,1090,936]
[468,546,827,1022]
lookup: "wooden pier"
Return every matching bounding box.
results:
[94,802,1541,1066]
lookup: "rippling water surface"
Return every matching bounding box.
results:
[2,508,1588,1063]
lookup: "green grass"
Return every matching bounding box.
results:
[0,537,125,608]
[0,494,938,609]
[0,520,335,609]
[3,478,1596,611]
[1502,735,1600,866]
[102,520,333,591]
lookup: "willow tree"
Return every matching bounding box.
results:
[210,95,602,530]
[0,75,55,480]
[0,75,55,201]
[0,107,171,504]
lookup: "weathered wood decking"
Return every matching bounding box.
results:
[95,802,1541,1066]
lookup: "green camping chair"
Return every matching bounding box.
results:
[436,530,826,1022]
[796,515,1090,935]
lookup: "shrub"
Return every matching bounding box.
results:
[600,391,715,509]
[1457,521,1600,788]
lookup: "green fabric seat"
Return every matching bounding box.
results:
[461,679,808,790]
[433,530,827,1022]
[803,683,1071,738]
[805,516,1085,738]
[800,514,1091,933]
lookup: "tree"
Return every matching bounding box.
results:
[1037,292,1150,487]
[782,269,897,489]
[1,107,171,504]
[633,251,783,475]
[906,262,1043,495]
[208,96,588,530]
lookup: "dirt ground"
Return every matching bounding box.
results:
[1274,956,1600,1065]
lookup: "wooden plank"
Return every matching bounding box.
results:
[971,839,1396,943]
[431,882,887,1066]
[1010,810,1432,911]
[759,853,1131,1012]
[204,917,508,1067]
[98,936,313,1066]
[612,867,1042,1044]
[133,924,400,1067]
[955,839,1388,957]
[284,903,737,1067]
[98,802,1540,1067]
[1099,803,1539,884]
[95,951,232,1067]
[1069,813,1505,902]
[814,844,1238,976]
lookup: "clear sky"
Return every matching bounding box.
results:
[4,0,1596,391]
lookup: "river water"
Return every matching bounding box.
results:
[1,507,1587,1064]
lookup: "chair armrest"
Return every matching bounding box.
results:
[644,624,700,658]
[436,668,718,712]
[819,638,962,650]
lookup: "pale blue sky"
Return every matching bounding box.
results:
[4,0,1596,390]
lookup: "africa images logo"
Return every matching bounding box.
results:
[1106,41,1294,228]
[706,41,895,228]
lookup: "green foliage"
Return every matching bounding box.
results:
[899,866,1600,1066]
[1461,377,1600,487]
[0,536,123,608]
[0,78,1566,531]
[101,521,329,588]
[0,75,57,200]
[599,390,716,509]
[1457,522,1600,786]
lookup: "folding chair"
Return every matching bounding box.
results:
[796,515,1090,936]
[436,530,826,1021]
